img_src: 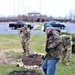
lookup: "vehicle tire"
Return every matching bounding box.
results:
[15,27,17,29]
[12,27,15,30]
[60,26,65,29]
[12,27,17,30]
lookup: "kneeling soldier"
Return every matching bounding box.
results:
[61,34,72,65]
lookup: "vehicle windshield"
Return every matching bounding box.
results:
[50,21,60,24]
[55,21,60,24]
[17,21,25,24]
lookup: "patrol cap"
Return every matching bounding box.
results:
[45,27,54,30]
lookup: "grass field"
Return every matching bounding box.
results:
[0,34,75,75]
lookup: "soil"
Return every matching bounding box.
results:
[22,54,43,66]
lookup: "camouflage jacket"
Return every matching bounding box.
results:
[45,30,62,59]
[20,27,31,41]
[61,35,72,51]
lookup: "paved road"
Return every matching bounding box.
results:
[0,22,75,34]
[65,23,75,34]
[0,22,45,34]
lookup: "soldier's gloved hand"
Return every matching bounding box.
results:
[46,47,54,52]
[46,48,50,52]
[42,55,45,60]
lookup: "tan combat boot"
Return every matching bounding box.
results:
[65,61,70,66]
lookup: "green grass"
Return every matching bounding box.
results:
[5,51,23,59]
[0,34,75,75]
[0,64,26,75]
[56,54,75,75]
[30,34,46,54]
[0,34,46,53]
[0,34,22,49]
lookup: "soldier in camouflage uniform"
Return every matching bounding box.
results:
[61,34,72,65]
[42,25,62,75]
[20,24,31,54]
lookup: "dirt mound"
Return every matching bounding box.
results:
[9,70,41,75]
[22,54,44,66]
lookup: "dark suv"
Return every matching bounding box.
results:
[43,21,66,32]
[49,21,66,29]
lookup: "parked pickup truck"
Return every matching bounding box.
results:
[9,21,25,29]
[9,21,34,30]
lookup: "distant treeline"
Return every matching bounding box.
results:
[0,15,75,23]
[0,15,53,22]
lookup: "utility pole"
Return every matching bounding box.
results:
[39,0,42,22]
[13,0,15,16]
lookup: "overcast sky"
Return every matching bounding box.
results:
[0,0,75,17]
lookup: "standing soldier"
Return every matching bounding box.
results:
[20,24,31,55]
[61,34,72,65]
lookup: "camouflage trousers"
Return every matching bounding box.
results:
[21,40,30,54]
[62,47,72,62]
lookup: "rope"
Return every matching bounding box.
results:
[29,24,42,43]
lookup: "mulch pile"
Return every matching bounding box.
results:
[9,70,41,75]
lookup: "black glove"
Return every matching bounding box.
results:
[42,55,45,60]
[46,46,55,52]
[46,47,50,52]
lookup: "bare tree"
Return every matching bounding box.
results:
[73,15,75,21]
[69,11,73,20]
